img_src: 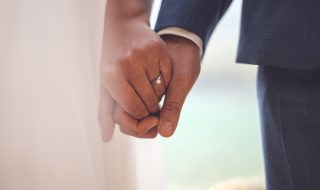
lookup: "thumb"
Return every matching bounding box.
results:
[158,78,190,137]
[99,88,116,142]
[158,35,201,137]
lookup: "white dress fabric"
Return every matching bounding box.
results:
[0,0,165,190]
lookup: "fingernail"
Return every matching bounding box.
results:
[160,122,173,134]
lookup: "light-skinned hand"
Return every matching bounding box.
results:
[99,18,171,142]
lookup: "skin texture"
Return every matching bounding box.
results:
[100,0,171,141]
[100,19,171,141]
[99,0,201,141]
[157,35,201,137]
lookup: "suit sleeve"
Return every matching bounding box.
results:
[155,0,233,52]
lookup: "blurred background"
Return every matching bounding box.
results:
[0,0,264,189]
[151,1,264,189]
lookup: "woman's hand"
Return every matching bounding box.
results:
[99,17,171,141]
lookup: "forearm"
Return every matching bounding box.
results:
[106,0,152,25]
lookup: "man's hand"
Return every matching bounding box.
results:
[157,35,201,137]
[99,18,171,142]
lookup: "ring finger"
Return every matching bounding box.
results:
[150,73,166,100]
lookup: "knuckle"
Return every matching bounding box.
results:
[176,69,191,79]
[134,129,145,138]
[163,101,181,114]
[120,122,138,136]
[145,128,159,138]
[121,50,134,62]
[125,126,144,138]
[118,49,144,73]
[101,67,122,89]
[118,50,137,67]
[116,58,130,72]
[135,110,148,120]
[128,105,148,120]
[176,72,198,87]
[120,124,139,137]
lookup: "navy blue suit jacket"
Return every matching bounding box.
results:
[155,0,320,69]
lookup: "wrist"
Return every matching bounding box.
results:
[161,35,201,58]
[106,0,150,26]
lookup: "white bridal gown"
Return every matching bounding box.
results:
[0,0,165,190]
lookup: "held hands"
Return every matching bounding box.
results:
[99,20,201,142]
